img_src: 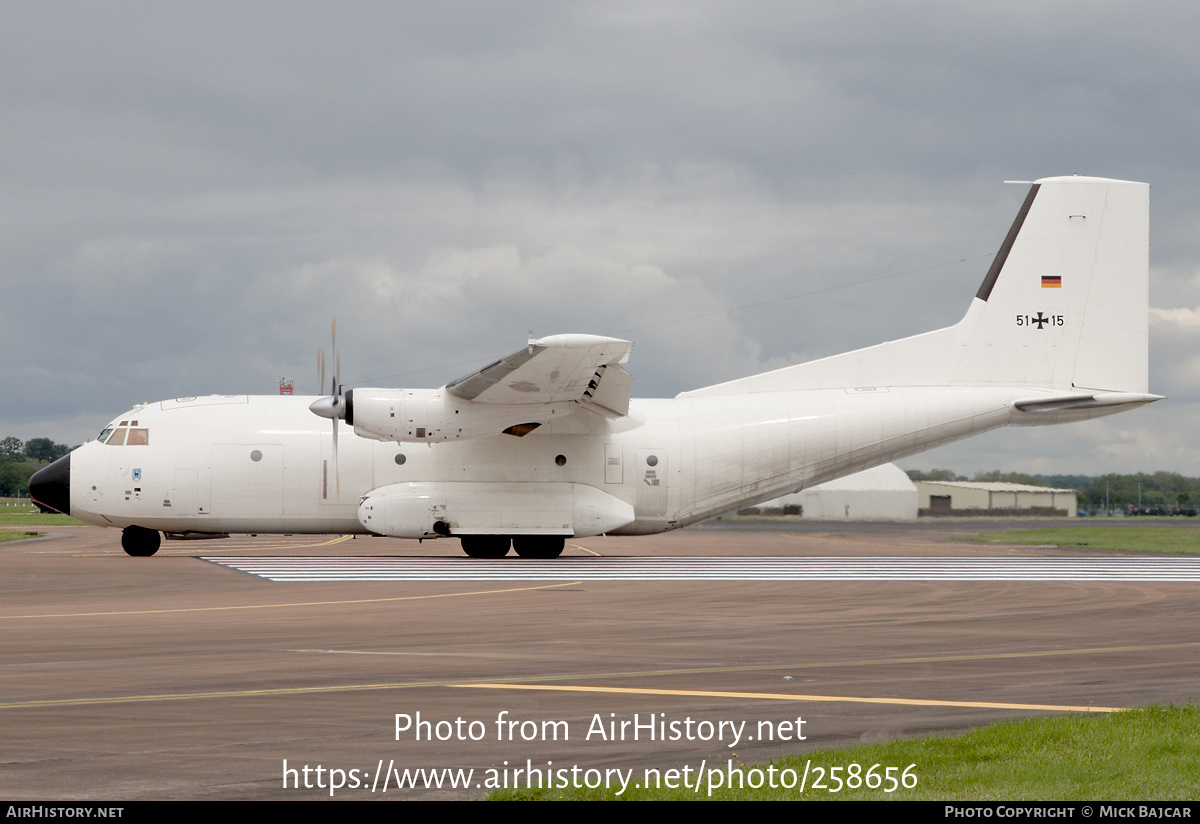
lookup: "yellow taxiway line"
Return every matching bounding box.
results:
[0,580,583,620]
[4,641,1184,712]
[0,679,1125,714]
[454,683,1126,714]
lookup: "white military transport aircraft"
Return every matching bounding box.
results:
[30,175,1160,558]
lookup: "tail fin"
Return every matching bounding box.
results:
[951,175,1149,392]
[682,175,1151,397]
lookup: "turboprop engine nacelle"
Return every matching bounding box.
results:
[346,388,577,444]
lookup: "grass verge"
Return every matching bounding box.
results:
[0,499,86,526]
[967,527,1200,555]
[488,705,1199,800]
[0,530,43,543]
[0,512,86,526]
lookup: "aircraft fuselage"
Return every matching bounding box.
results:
[65,384,1114,539]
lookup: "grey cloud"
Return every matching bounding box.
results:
[4,2,1199,474]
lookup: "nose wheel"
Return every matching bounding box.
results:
[121,526,162,557]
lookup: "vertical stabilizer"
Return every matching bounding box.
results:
[950,175,1149,392]
[681,175,1150,397]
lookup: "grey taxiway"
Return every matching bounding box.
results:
[3,519,1198,799]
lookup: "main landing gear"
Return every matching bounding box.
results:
[459,535,511,558]
[513,536,566,559]
[121,525,162,557]
[459,536,565,559]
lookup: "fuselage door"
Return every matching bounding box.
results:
[605,443,623,484]
[635,448,668,516]
[171,468,209,516]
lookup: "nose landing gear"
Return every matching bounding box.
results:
[121,526,161,557]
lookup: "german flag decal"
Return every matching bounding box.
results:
[1041,275,1062,288]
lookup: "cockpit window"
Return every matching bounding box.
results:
[98,427,114,443]
[102,427,149,446]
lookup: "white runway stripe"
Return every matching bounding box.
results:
[202,556,1200,583]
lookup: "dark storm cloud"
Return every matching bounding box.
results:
[3,1,1199,473]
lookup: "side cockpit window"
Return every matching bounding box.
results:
[102,420,149,446]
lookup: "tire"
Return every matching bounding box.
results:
[121,525,161,557]
[512,536,565,559]
[460,535,511,558]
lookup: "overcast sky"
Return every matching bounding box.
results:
[4,2,1200,477]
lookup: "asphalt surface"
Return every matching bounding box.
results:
[3,520,1198,800]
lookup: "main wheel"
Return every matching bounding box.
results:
[460,535,511,558]
[121,525,161,557]
[512,536,565,559]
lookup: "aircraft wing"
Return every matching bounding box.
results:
[445,334,634,417]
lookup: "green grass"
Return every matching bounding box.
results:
[489,705,1200,800]
[968,527,1200,555]
[0,530,43,542]
[0,498,86,526]
[0,511,86,526]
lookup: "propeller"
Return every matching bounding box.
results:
[309,317,346,497]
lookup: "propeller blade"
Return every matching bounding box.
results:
[331,317,338,395]
[310,316,345,498]
[332,416,340,498]
[317,347,325,396]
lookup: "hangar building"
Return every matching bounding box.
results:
[915,481,1078,517]
[760,463,919,519]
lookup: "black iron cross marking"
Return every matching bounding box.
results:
[1031,312,1049,329]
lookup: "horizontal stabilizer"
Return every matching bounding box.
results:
[1012,392,1163,413]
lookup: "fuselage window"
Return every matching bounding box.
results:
[107,429,127,446]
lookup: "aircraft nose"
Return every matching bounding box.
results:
[29,453,71,516]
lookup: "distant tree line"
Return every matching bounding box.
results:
[0,437,76,497]
[906,468,1199,515]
